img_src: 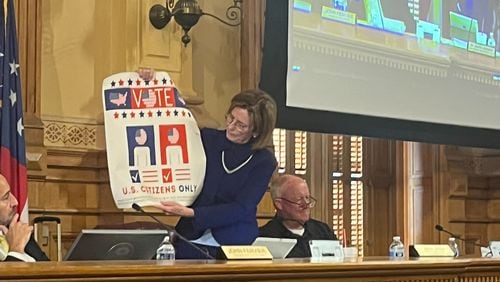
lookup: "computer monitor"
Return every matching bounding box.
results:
[65,229,169,261]
[449,11,476,44]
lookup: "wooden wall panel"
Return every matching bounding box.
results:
[405,143,439,247]
[363,138,397,256]
[431,146,500,255]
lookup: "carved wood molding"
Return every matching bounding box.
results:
[42,117,104,150]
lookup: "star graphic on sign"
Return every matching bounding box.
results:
[130,112,136,118]
[145,80,150,86]
[153,79,158,85]
[166,110,171,116]
[122,112,127,118]
[157,110,162,117]
[17,118,24,137]
[148,111,153,117]
[10,61,20,76]
[174,110,179,116]
[162,78,167,85]
[118,79,125,86]
[114,112,119,119]
[135,79,141,86]
[182,111,186,117]
[128,79,133,86]
[188,112,191,118]
[139,111,145,118]
[10,90,17,106]
[111,81,116,87]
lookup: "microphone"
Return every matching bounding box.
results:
[435,224,460,239]
[435,224,488,248]
[131,203,215,259]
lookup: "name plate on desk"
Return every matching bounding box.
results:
[221,246,273,260]
[409,244,454,257]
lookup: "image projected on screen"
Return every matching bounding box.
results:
[287,0,500,131]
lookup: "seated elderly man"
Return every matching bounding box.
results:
[0,174,49,262]
[259,174,337,258]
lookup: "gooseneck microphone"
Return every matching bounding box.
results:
[131,203,215,259]
[435,224,461,239]
[435,224,488,248]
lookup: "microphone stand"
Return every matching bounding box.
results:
[132,203,215,260]
[435,224,492,256]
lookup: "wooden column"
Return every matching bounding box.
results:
[15,0,47,180]
[363,138,398,256]
[241,0,266,90]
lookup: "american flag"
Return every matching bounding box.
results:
[142,89,157,108]
[0,0,29,223]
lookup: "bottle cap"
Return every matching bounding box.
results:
[393,236,400,240]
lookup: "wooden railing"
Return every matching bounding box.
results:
[1,257,500,281]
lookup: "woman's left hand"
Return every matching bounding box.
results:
[154,201,195,217]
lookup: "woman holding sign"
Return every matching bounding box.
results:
[140,69,278,259]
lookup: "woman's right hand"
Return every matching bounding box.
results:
[138,67,155,81]
[154,201,195,218]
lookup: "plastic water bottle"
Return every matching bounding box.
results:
[156,235,175,260]
[388,236,404,258]
[448,237,459,257]
[487,32,496,47]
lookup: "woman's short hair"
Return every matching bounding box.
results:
[227,89,277,150]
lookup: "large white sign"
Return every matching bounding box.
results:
[102,72,206,209]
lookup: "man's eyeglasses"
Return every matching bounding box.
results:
[276,196,317,209]
[225,114,250,132]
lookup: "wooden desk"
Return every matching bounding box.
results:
[1,257,500,282]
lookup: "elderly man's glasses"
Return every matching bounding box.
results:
[225,114,250,132]
[276,196,317,209]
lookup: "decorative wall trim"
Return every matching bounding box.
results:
[43,119,104,150]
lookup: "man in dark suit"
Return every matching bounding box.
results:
[259,174,337,258]
[0,174,49,261]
